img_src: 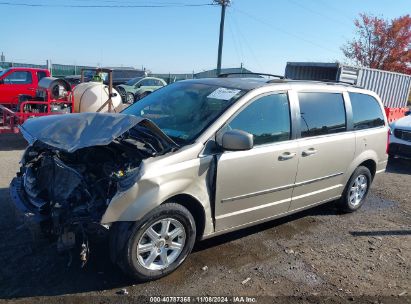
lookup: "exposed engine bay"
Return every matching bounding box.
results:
[12,113,177,266]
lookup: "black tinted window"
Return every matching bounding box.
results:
[298,92,346,138]
[228,93,291,145]
[349,93,385,130]
[37,71,47,82]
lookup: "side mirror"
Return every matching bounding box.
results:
[0,79,4,84]
[217,129,253,151]
[135,83,142,88]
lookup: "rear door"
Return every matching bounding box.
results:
[214,92,299,232]
[349,92,388,169]
[289,90,355,211]
[0,70,34,104]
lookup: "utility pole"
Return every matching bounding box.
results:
[214,0,230,76]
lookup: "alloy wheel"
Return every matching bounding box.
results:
[126,93,134,104]
[136,218,186,270]
[348,174,368,207]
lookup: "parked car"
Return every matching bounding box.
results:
[0,67,50,106]
[109,68,146,86]
[11,76,389,281]
[78,68,146,87]
[389,112,411,158]
[116,76,167,103]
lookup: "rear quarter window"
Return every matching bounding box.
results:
[36,71,47,82]
[349,92,385,130]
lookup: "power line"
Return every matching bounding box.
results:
[288,0,352,28]
[0,1,215,8]
[226,15,244,65]
[229,9,264,71]
[232,7,341,55]
[314,0,354,23]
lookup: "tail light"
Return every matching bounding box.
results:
[386,128,391,154]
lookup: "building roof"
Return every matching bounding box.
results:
[182,77,271,90]
[194,67,253,79]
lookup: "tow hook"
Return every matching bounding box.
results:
[80,241,89,268]
[79,226,90,268]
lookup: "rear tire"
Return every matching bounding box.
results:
[337,166,372,213]
[113,203,196,282]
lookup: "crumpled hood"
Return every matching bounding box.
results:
[392,116,411,129]
[20,113,175,153]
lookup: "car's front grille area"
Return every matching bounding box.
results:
[394,129,411,142]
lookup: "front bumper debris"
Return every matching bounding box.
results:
[10,176,49,222]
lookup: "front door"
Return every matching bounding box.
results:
[214,92,299,232]
[0,70,34,104]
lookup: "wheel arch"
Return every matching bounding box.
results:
[163,193,206,241]
[108,193,207,265]
[345,151,378,185]
[358,159,376,180]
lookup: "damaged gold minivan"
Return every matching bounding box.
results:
[11,76,389,281]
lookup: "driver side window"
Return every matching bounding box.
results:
[227,93,291,146]
[4,71,32,84]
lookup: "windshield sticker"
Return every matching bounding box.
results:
[207,88,241,100]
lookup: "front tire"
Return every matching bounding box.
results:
[114,203,196,281]
[126,92,135,104]
[337,166,372,212]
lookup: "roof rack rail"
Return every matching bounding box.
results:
[319,79,356,85]
[218,72,285,79]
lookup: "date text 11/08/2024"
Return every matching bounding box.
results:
[148,296,257,303]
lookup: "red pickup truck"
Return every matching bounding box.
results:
[0,67,50,106]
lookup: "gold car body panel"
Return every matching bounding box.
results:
[100,83,388,240]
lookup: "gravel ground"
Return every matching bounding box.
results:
[0,134,410,304]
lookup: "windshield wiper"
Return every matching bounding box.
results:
[138,118,180,149]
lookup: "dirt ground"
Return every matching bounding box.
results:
[0,134,410,304]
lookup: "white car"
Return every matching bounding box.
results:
[389,113,411,158]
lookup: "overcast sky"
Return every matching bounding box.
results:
[1,0,410,74]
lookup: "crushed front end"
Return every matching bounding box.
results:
[10,113,177,266]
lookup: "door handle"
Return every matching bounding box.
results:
[302,148,317,157]
[278,152,296,161]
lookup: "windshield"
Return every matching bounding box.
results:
[125,77,143,86]
[122,81,247,144]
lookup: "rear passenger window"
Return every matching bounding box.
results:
[349,93,385,130]
[228,93,291,145]
[298,92,346,138]
[37,71,47,82]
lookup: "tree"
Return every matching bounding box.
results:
[342,14,411,74]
